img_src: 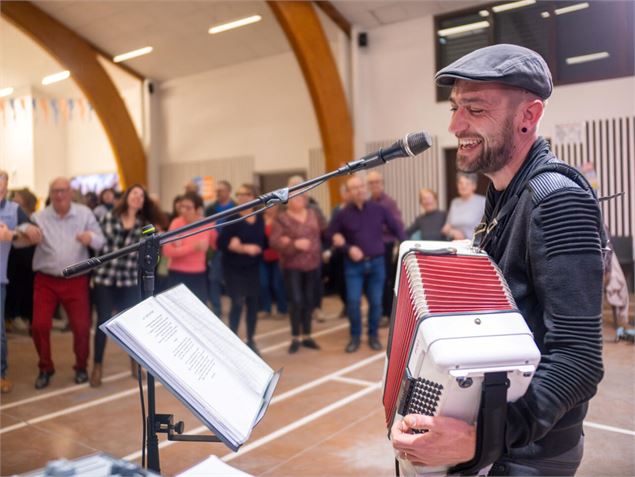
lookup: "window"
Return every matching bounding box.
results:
[435,1,635,101]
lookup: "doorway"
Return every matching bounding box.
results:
[443,148,489,208]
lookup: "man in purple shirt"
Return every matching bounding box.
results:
[326,175,406,353]
[367,171,405,321]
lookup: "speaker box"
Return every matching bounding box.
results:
[358,32,368,48]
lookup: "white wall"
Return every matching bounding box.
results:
[356,15,635,149]
[156,51,322,173]
[0,57,142,199]
[0,87,34,190]
[32,92,66,196]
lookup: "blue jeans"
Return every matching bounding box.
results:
[207,252,224,317]
[344,256,385,338]
[1,284,7,377]
[259,260,288,314]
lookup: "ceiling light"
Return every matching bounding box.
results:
[113,46,153,63]
[492,0,536,13]
[566,51,610,65]
[0,87,14,98]
[555,2,589,15]
[42,71,70,85]
[208,15,262,35]
[479,10,490,17]
[437,21,490,37]
[541,11,551,18]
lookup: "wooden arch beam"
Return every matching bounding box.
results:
[1,1,147,189]
[314,1,351,38]
[268,1,353,206]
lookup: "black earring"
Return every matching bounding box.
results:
[521,127,528,133]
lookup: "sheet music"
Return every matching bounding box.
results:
[176,455,253,477]
[102,285,279,447]
[156,285,273,394]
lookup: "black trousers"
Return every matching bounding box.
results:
[93,284,140,364]
[328,248,347,305]
[382,241,397,317]
[228,295,258,342]
[168,271,208,304]
[5,246,35,321]
[283,268,319,337]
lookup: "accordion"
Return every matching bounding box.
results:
[384,241,541,476]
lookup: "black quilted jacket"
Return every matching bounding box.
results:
[476,137,606,461]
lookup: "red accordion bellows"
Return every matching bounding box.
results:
[383,252,514,426]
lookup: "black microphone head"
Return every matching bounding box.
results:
[402,131,432,156]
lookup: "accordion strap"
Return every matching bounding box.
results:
[449,372,509,476]
[474,161,598,252]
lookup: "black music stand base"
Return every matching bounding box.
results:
[137,233,220,474]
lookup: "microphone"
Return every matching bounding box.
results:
[63,257,104,277]
[353,131,432,171]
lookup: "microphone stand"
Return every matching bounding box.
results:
[63,155,396,473]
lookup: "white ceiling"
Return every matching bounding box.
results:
[1,0,487,97]
[0,18,83,98]
[333,1,488,28]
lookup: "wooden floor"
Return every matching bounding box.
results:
[1,296,634,476]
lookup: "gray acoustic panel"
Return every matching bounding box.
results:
[159,156,255,212]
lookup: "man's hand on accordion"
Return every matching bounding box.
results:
[391,414,476,467]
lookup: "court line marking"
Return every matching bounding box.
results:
[259,323,349,353]
[0,385,148,435]
[0,322,329,411]
[583,421,635,437]
[121,352,385,461]
[222,383,382,462]
[0,322,354,431]
[331,376,380,387]
[0,371,131,411]
[258,406,382,476]
[253,324,291,339]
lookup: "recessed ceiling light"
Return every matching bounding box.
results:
[555,2,589,15]
[492,0,536,13]
[437,21,490,38]
[566,51,610,65]
[0,87,14,98]
[208,15,262,35]
[479,10,490,17]
[113,46,153,63]
[541,11,551,18]
[42,71,70,86]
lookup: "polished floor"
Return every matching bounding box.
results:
[1,295,633,476]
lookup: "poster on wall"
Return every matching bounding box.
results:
[192,176,215,202]
[70,172,119,195]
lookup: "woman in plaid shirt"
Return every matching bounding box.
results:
[90,184,164,387]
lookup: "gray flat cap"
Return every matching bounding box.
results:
[435,44,553,99]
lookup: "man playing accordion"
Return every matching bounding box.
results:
[391,44,606,476]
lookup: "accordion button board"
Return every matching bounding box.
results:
[398,377,444,433]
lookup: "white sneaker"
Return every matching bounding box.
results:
[13,317,30,332]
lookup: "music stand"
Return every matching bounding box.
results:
[63,132,430,472]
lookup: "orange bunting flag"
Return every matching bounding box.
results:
[77,98,86,120]
[39,98,49,122]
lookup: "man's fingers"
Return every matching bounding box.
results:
[392,430,431,451]
[404,414,435,430]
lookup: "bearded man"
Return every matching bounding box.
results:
[391,44,606,476]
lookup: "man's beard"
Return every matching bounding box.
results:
[457,118,514,174]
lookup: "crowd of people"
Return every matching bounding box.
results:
[0,168,487,394]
